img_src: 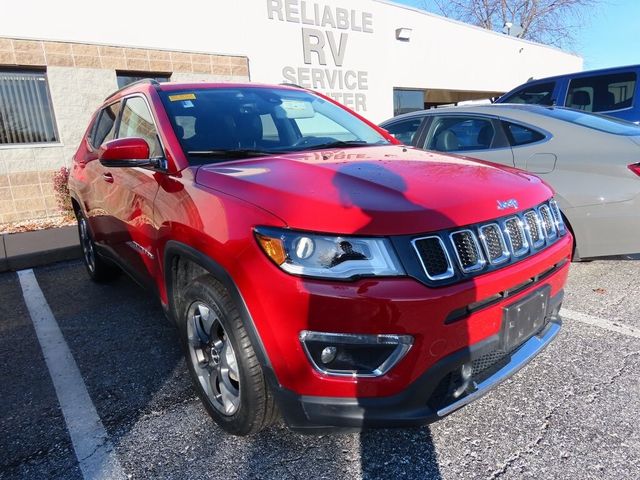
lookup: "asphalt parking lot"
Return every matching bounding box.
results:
[1,257,639,480]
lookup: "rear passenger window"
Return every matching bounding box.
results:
[501,82,556,106]
[385,118,423,145]
[118,97,163,157]
[504,122,546,146]
[91,102,121,148]
[566,72,636,113]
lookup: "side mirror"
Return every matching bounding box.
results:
[99,137,156,168]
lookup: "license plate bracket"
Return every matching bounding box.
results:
[501,285,551,352]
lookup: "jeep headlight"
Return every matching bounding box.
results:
[254,227,404,279]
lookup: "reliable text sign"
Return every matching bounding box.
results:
[267,0,373,112]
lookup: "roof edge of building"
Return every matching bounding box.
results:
[374,0,583,60]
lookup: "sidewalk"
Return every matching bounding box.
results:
[0,226,81,272]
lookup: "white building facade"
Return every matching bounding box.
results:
[0,0,582,223]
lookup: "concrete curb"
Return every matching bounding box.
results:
[1,225,81,272]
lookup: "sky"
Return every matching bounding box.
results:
[392,0,640,70]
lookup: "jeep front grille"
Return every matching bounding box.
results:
[411,198,567,285]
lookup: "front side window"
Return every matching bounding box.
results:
[118,97,163,157]
[566,72,636,113]
[158,87,389,164]
[501,82,556,106]
[90,102,121,148]
[384,118,423,145]
[0,69,59,145]
[425,116,496,152]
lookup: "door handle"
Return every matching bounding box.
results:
[102,172,114,183]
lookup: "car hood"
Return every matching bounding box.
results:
[195,145,552,235]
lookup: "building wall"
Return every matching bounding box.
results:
[1,0,583,124]
[0,38,249,223]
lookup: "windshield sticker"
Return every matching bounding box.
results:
[274,99,315,119]
[169,93,196,102]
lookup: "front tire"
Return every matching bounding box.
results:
[179,275,277,435]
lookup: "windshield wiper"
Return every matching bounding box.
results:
[298,140,385,151]
[187,149,285,158]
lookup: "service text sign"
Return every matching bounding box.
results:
[267,0,373,112]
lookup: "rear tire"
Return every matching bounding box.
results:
[179,275,277,436]
[76,212,120,282]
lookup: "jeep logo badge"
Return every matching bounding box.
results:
[497,199,519,210]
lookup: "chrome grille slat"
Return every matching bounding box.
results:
[504,217,529,257]
[450,230,486,273]
[479,223,510,265]
[524,210,545,249]
[412,236,454,281]
[548,199,566,235]
[538,205,557,240]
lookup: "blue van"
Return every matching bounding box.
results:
[496,65,640,124]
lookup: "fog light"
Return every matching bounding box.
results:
[299,331,413,377]
[320,346,337,364]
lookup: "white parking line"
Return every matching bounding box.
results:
[561,307,640,339]
[17,269,126,480]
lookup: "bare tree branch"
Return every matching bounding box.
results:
[423,0,599,49]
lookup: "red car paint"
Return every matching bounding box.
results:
[69,82,571,427]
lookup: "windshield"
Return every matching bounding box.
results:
[535,107,640,135]
[159,87,389,163]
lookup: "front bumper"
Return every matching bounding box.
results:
[273,291,563,433]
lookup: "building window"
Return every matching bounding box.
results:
[0,69,59,145]
[116,71,171,88]
[393,89,424,116]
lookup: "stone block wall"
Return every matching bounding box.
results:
[0,37,250,224]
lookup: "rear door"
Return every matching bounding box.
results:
[420,114,514,166]
[500,121,554,174]
[81,101,122,249]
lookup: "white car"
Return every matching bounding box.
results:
[381,104,640,259]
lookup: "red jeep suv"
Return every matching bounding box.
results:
[69,80,572,435]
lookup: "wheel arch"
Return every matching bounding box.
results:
[163,241,276,380]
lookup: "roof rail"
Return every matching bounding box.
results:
[104,78,160,102]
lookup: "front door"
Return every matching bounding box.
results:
[101,95,164,287]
